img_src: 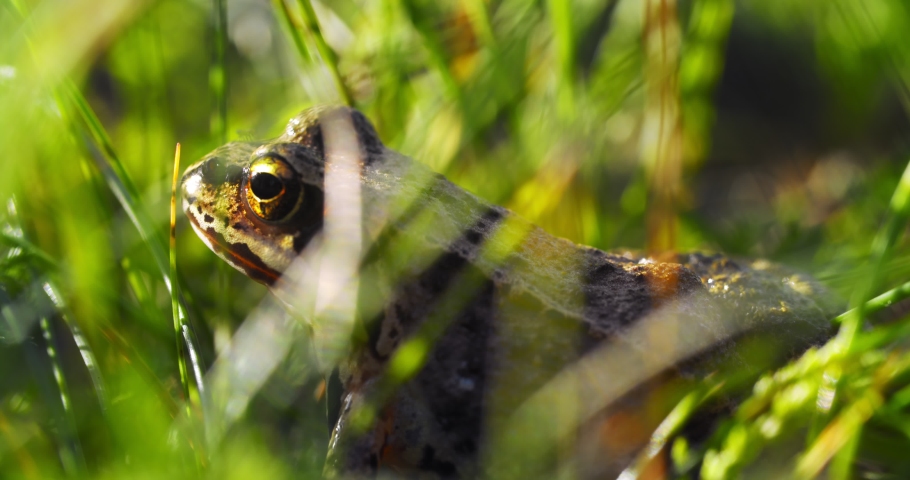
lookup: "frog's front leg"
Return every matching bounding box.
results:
[324,380,387,478]
[325,378,458,478]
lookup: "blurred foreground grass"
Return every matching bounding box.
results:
[3,0,910,478]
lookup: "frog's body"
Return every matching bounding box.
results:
[182,106,838,478]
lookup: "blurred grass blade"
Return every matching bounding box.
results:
[62,83,163,269]
[295,0,352,105]
[679,0,734,164]
[42,281,107,410]
[59,82,206,404]
[829,431,861,480]
[38,315,86,475]
[210,0,228,143]
[462,0,496,49]
[400,0,462,102]
[272,0,312,64]
[0,231,57,272]
[621,384,723,479]
[832,0,910,347]
[547,0,575,118]
[641,0,683,254]
[796,367,887,477]
[3,199,97,476]
[839,156,910,348]
[835,277,910,325]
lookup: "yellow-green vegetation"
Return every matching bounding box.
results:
[3,0,910,478]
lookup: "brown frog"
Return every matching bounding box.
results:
[181,106,838,478]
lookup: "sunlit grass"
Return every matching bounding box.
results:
[3,0,910,478]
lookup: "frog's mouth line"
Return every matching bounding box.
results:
[186,212,279,285]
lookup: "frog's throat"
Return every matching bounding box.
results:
[186,212,280,284]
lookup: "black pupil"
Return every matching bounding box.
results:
[250,172,283,200]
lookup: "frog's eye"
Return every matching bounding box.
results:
[243,154,303,222]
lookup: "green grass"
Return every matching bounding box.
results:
[3,0,910,478]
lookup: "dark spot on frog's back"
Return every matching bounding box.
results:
[466,208,504,246]
[582,250,705,338]
[419,446,457,477]
[464,228,482,246]
[287,107,385,163]
[289,122,324,157]
[582,255,650,335]
[203,214,214,223]
[682,252,742,275]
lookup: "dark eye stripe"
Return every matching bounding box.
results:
[187,212,280,284]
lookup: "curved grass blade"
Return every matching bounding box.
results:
[59,83,206,409]
[835,278,910,326]
[36,314,86,475]
[0,231,57,273]
[832,0,910,349]
[802,5,910,472]
[837,156,910,349]
[1,199,105,477]
[41,281,107,411]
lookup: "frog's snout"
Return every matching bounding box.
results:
[181,164,204,207]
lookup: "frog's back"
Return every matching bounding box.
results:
[489,249,839,479]
[679,252,838,357]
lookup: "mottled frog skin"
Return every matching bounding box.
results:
[181,106,838,478]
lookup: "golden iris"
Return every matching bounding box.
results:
[244,154,303,221]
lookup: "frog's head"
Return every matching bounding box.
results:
[181,106,383,284]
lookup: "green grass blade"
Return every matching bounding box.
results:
[272,0,312,65]
[169,143,194,418]
[38,315,87,475]
[400,0,462,102]
[1,199,98,476]
[210,0,228,143]
[831,0,910,349]
[547,0,576,118]
[835,277,910,325]
[462,0,497,49]
[296,0,352,105]
[59,82,206,407]
[41,281,108,411]
[839,157,910,349]
[679,0,734,164]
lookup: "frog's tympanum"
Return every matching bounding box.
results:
[182,106,838,478]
